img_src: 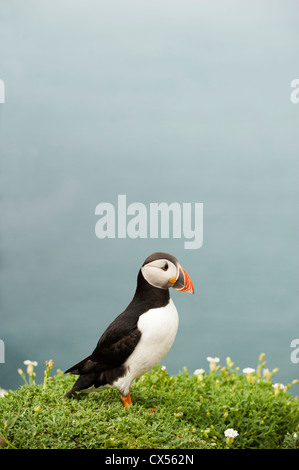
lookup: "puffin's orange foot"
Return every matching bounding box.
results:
[120,391,132,409]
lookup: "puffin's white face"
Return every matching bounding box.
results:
[141,258,178,290]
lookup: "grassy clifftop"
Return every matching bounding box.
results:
[0,355,298,449]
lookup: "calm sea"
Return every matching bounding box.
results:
[0,0,298,393]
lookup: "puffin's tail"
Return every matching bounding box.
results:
[65,355,91,375]
[64,356,104,398]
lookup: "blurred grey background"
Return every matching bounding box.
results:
[0,0,298,391]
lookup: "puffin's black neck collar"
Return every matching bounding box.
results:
[132,270,170,309]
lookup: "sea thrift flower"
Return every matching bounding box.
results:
[224,428,239,445]
[273,383,285,390]
[24,360,38,366]
[207,356,220,372]
[272,383,285,396]
[242,367,255,383]
[23,360,38,385]
[193,368,205,381]
[24,360,38,376]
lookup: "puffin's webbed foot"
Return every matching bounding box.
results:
[120,391,132,409]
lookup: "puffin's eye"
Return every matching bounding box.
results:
[162,262,169,271]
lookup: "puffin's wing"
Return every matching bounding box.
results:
[65,326,141,376]
[64,327,142,397]
[90,326,141,368]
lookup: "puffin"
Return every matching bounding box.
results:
[64,252,194,408]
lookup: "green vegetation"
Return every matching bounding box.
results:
[0,355,298,449]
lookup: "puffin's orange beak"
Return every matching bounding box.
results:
[172,265,194,294]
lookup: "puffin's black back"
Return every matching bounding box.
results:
[64,268,170,396]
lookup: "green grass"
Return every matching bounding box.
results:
[0,355,298,449]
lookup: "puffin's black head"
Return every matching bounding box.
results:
[141,252,194,294]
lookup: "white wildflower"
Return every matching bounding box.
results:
[207,356,220,363]
[243,367,256,383]
[24,360,38,376]
[272,383,285,389]
[242,367,255,383]
[193,368,205,381]
[207,356,220,372]
[272,383,285,395]
[23,360,38,366]
[224,428,239,445]
[224,428,239,438]
[23,360,38,384]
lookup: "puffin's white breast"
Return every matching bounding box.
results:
[113,299,179,396]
